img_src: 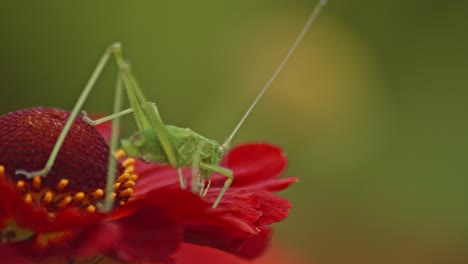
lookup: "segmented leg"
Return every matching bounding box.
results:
[199,163,233,208]
[82,108,134,126]
[102,72,124,213]
[177,168,187,189]
[13,43,185,210]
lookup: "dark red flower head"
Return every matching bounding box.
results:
[0,107,136,215]
[0,107,297,263]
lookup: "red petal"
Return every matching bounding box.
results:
[180,190,291,259]
[174,243,249,264]
[238,176,298,192]
[4,223,121,262]
[125,188,275,260]
[111,189,211,263]
[184,226,272,259]
[178,190,291,258]
[0,244,31,264]
[174,242,309,264]
[210,177,298,194]
[206,190,292,226]
[0,179,19,227]
[68,222,122,258]
[132,162,183,198]
[111,206,181,263]
[14,205,105,234]
[217,143,288,187]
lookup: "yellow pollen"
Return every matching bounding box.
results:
[122,180,135,188]
[115,149,126,159]
[16,180,26,191]
[130,174,138,182]
[87,205,96,213]
[124,165,135,174]
[58,196,72,208]
[0,166,4,180]
[57,179,69,191]
[0,160,139,214]
[43,191,53,203]
[73,192,85,202]
[92,189,104,199]
[117,173,130,183]
[1,150,140,213]
[33,176,41,189]
[119,188,133,197]
[24,193,32,204]
[122,158,135,167]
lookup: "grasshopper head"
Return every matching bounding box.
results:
[121,133,145,158]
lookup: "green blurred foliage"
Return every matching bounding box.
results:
[1,1,468,263]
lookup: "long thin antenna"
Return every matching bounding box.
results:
[222,0,327,149]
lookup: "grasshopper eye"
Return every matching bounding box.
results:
[130,132,146,147]
[121,132,147,158]
[218,146,226,157]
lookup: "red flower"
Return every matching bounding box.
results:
[0,107,297,263]
[173,243,309,264]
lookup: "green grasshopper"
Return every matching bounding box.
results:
[15,0,327,211]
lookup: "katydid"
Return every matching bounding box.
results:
[15,0,327,211]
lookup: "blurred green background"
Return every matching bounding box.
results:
[1,1,468,263]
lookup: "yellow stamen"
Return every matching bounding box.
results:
[43,191,53,203]
[119,188,133,197]
[130,174,138,182]
[122,158,135,167]
[24,193,32,204]
[117,173,130,183]
[87,205,96,213]
[92,189,104,199]
[16,180,26,191]
[122,180,135,188]
[73,192,85,202]
[0,154,139,214]
[0,166,4,180]
[56,179,69,191]
[115,149,126,159]
[124,165,135,174]
[58,196,72,208]
[33,176,41,189]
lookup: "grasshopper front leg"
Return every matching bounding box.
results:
[199,163,233,208]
